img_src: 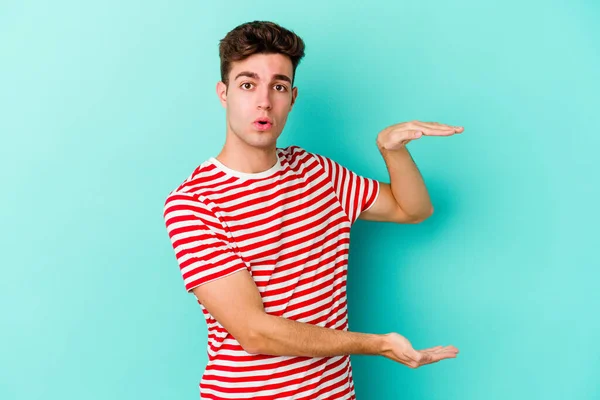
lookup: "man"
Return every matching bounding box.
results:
[163,20,462,400]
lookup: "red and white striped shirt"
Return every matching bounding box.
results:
[163,145,379,399]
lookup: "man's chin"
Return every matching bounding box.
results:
[244,136,278,149]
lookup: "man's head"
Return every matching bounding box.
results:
[216,21,305,151]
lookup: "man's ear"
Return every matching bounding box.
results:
[290,86,298,111]
[216,81,228,108]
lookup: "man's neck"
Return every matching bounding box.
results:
[216,143,278,174]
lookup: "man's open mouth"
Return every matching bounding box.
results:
[254,118,273,130]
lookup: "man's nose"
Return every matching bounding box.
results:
[257,87,272,110]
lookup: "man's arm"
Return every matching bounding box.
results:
[192,268,459,368]
[192,268,385,357]
[359,146,433,224]
[359,179,430,224]
[359,120,464,224]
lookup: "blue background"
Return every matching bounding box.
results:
[2,1,599,399]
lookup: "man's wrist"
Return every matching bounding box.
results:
[376,130,389,151]
[373,333,391,356]
[377,130,409,153]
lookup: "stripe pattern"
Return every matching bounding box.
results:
[163,145,379,399]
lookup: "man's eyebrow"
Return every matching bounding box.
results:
[273,74,292,84]
[234,71,292,84]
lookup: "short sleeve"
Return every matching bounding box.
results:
[163,191,249,293]
[311,153,380,224]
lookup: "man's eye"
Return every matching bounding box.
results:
[274,84,287,92]
[241,83,253,89]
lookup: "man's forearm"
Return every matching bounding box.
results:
[377,143,433,219]
[247,313,387,358]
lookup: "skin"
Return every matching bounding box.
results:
[360,121,465,223]
[215,52,298,173]
[205,52,462,368]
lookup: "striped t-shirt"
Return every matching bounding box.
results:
[163,145,380,399]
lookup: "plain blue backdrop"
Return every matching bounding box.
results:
[1,1,599,399]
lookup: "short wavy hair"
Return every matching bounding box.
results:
[219,21,306,87]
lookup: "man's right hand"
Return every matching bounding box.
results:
[380,332,459,368]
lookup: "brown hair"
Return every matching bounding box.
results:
[219,21,306,87]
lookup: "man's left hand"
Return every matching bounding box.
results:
[376,120,465,151]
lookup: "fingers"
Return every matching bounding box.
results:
[424,345,459,353]
[416,127,456,137]
[415,345,459,367]
[400,345,459,369]
[419,121,462,130]
[412,121,464,136]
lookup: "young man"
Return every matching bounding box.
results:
[163,20,462,400]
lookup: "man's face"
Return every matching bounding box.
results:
[217,53,298,150]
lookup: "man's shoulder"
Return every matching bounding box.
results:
[163,159,217,205]
[279,144,320,164]
[280,144,307,157]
